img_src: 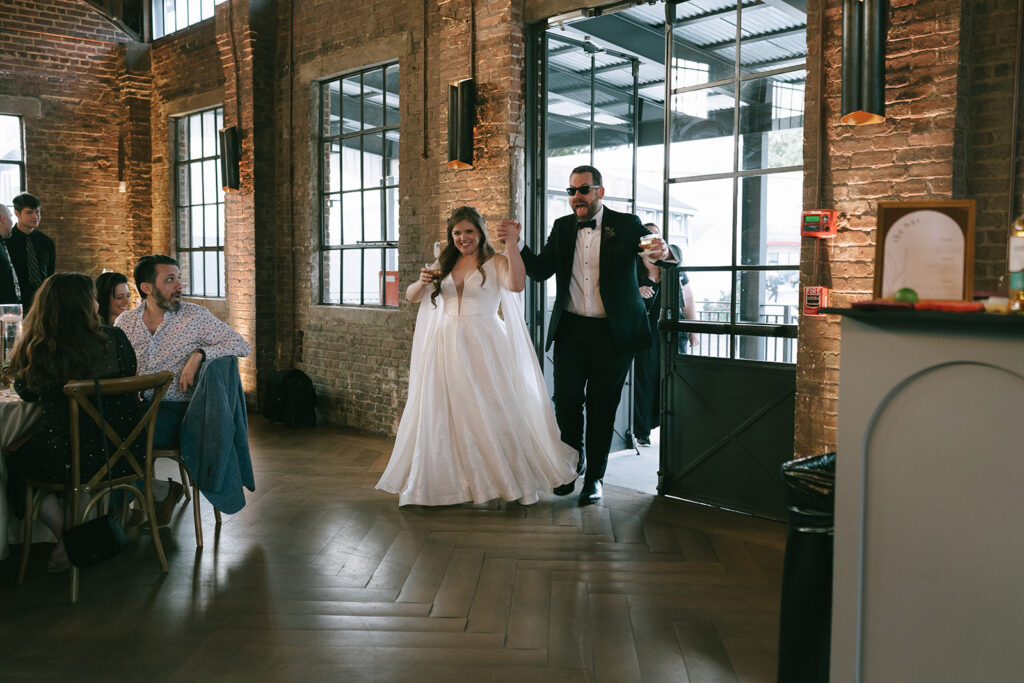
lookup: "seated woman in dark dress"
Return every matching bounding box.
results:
[5,273,178,572]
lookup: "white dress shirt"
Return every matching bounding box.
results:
[567,207,606,318]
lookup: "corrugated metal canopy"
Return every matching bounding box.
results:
[549,0,807,116]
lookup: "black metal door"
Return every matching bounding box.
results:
[653,0,804,519]
[656,267,795,519]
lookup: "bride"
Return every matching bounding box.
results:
[376,206,576,506]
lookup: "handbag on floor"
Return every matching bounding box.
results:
[64,513,126,567]
[63,379,127,568]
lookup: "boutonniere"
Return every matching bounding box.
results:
[602,224,616,244]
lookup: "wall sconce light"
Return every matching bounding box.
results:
[219,126,240,191]
[841,0,887,125]
[447,78,476,169]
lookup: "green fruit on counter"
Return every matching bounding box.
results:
[893,287,919,303]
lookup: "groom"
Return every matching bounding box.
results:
[498,165,672,505]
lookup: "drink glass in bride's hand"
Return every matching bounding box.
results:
[424,262,442,281]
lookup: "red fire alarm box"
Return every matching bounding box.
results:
[802,285,830,316]
[380,270,399,306]
[802,209,837,316]
[801,209,838,238]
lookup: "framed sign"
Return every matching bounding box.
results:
[873,200,975,300]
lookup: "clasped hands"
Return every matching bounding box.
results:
[494,219,521,247]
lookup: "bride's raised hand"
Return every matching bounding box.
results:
[495,219,520,244]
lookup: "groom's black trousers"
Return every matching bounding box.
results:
[552,311,634,483]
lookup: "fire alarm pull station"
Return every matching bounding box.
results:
[802,285,829,315]
[802,209,837,316]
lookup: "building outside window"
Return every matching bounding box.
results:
[152,0,226,39]
[319,62,400,307]
[173,107,225,297]
[0,115,25,209]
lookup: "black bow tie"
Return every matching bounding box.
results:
[578,219,597,229]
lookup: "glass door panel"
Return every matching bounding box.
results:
[736,170,802,267]
[661,0,805,517]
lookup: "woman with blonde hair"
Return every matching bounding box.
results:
[377,207,576,506]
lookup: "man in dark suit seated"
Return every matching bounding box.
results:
[498,165,674,505]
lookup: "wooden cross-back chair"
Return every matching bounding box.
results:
[151,446,221,547]
[18,371,174,603]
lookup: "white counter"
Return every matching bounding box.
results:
[831,310,1024,682]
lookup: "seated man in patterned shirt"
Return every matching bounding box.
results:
[116,254,251,449]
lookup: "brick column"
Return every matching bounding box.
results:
[437,0,526,235]
[118,43,153,273]
[795,0,964,457]
[216,1,260,398]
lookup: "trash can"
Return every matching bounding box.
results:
[776,452,836,683]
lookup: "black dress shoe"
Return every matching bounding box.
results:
[578,479,602,506]
[636,436,651,446]
[553,481,576,496]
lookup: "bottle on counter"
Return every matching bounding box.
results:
[1009,199,1024,313]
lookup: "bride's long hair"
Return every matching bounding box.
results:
[431,206,496,307]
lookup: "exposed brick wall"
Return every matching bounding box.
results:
[117,43,153,276]
[1,0,129,42]
[797,0,965,456]
[215,0,259,398]
[438,0,526,224]
[248,0,280,410]
[795,0,1023,457]
[0,0,134,275]
[277,0,436,433]
[962,0,1024,290]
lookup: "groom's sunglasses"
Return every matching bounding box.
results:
[566,185,601,196]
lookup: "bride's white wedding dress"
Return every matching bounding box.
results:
[376,256,576,506]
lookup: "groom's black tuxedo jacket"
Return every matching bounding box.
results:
[521,206,654,355]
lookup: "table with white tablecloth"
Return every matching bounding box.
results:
[0,392,44,561]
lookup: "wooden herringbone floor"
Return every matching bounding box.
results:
[0,416,786,682]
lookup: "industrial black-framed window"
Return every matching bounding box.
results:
[0,114,26,211]
[665,0,806,364]
[151,0,226,39]
[319,62,400,307]
[173,106,225,298]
